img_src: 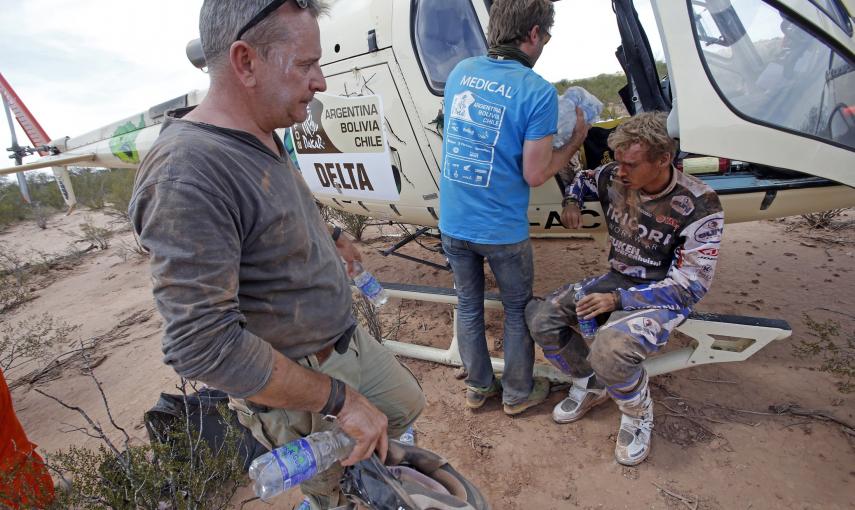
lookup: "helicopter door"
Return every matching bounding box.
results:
[613,0,671,114]
[652,0,855,186]
[316,58,441,227]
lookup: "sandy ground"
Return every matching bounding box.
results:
[2,210,853,509]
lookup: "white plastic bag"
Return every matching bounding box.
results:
[553,86,603,147]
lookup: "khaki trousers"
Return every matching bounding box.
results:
[230,326,425,509]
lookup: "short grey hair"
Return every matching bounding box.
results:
[199,0,328,76]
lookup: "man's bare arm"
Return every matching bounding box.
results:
[248,350,390,466]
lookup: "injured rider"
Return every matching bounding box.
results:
[525,111,724,466]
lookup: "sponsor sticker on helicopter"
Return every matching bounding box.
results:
[290,93,398,200]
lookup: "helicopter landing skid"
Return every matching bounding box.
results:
[376,282,792,383]
[380,226,450,272]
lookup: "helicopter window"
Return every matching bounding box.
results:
[690,0,855,151]
[413,0,487,94]
[693,3,730,49]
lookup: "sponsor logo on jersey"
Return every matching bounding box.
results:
[628,316,662,342]
[611,238,663,266]
[612,261,647,279]
[607,205,673,245]
[671,195,695,216]
[699,247,719,257]
[698,263,715,281]
[694,218,723,244]
[656,214,680,229]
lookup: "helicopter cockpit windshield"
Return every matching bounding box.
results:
[691,0,855,152]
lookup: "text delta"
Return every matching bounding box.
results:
[315,162,375,192]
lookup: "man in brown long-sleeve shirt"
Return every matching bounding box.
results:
[129,1,424,507]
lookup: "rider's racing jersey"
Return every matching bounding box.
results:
[566,162,724,312]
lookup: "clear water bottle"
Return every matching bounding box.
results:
[351,261,389,307]
[248,428,355,501]
[398,424,416,446]
[575,284,598,340]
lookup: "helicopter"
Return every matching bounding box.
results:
[2,0,854,237]
[1,0,853,382]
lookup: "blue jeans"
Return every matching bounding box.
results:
[441,234,535,405]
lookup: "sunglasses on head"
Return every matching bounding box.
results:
[235,0,308,42]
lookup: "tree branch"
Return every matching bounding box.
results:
[33,388,123,461]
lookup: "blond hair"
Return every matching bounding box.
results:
[607,111,677,162]
[488,0,555,46]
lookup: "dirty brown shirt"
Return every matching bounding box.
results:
[129,113,353,398]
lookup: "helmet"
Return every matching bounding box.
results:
[339,440,490,510]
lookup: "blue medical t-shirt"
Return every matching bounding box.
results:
[439,56,558,244]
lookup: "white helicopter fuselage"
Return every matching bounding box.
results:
[4,0,854,236]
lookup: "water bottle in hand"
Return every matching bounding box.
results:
[575,284,598,340]
[248,428,355,501]
[350,261,389,307]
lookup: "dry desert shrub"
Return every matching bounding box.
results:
[40,372,248,510]
[0,314,77,376]
[0,247,33,313]
[76,216,112,251]
[800,209,848,230]
[795,314,854,393]
[329,208,372,241]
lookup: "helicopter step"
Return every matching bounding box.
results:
[372,282,792,383]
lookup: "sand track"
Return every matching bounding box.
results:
[3,211,853,509]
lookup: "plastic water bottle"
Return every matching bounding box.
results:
[351,261,389,307]
[553,86,604,147]
[575,284,598,340]
[248,429,355,501]
[398,424,416,446]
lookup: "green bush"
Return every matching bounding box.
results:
[37,369,248,510]
[49,408,247,510]
[0,246,32,312]
[0,168,139,229]
[0,175,65,228]
[552,61,668,119]
[27,173,65,210]
[69,168,108,210]
[329,208,372,241]
[105,168,136,215]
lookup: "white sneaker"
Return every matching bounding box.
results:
[614,405,654,466]
[552,382,609,424]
